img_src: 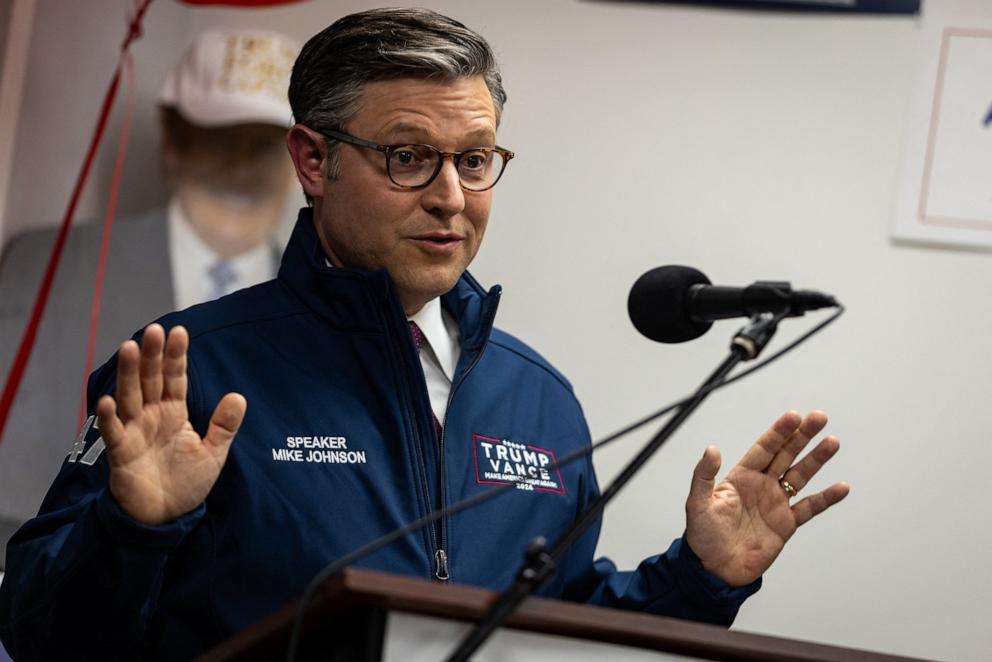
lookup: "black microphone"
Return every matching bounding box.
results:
[627,265,838,344]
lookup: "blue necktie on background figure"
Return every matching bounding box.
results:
[207,260,237,300]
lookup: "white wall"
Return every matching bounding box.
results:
[3,1,991,661]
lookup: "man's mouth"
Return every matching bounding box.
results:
[409,233,464,253]
[412,233,462,244]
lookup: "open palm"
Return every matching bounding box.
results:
[96,324,246,526]
[685,411,850,587]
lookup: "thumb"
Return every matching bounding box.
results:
[204,393,247,457]
[687,445,721,509]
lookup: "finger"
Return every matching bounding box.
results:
[139,324,165,405]
[115,339,143,421]
[686,446,721,510]
[792,482,850,527]
[782,435,840,494]
[736,411,802,471]
[162,326,189,402]
[203,393,247,459]
[767,410,828,478]
[96,395,125,451]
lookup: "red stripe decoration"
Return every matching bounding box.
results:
[76,54,137,430]
[0,0,153,447]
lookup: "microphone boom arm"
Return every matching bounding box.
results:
[443,315,778,662]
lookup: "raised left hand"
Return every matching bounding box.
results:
[684,410,850,587]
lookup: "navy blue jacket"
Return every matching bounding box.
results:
[0,211,758,660]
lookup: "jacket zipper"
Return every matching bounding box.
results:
[434,296,500,581]
[434,549,449,581]
[390,320,439,572]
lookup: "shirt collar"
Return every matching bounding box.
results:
[407,297,459,382]
[168,198,274,308]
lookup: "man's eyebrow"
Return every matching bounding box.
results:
[460,128,497,145]
[379,122,427,139]
[380,123,496,146]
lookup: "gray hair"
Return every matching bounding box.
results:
[289,8,507,186]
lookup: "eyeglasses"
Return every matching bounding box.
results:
[319,128,514,192]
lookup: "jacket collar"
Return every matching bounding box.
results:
[278,208,501,346]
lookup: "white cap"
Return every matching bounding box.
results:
[158,28,300,128]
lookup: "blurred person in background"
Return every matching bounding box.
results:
[0,27,300,562]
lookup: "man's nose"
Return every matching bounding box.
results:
[420,157,465,218]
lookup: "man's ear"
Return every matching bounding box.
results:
[286,124,328,200]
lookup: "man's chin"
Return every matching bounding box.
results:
[394,268,465,313]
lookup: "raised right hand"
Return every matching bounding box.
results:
[96,323,246,525]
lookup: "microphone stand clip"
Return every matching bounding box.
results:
[732,312,783,360]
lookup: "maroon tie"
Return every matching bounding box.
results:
[409,321,426,353]
[409,321,443,437]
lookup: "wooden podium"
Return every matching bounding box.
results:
[198,568,928,662]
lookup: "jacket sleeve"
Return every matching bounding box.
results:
[557,443,760,626]
[0,357,205,661]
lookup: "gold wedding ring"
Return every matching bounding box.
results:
[779,478,798,498]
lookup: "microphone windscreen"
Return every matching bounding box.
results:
[628,266,713,343]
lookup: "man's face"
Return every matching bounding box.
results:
[165,120,296,258]
[312,75,497,314]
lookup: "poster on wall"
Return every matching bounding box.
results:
[892,26,992,250]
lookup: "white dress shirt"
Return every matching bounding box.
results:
[168,198,276,310]
[407,296,462,423]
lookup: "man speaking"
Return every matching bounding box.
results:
[0,8,848,660]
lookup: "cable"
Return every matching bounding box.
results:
[78,54,136,430]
